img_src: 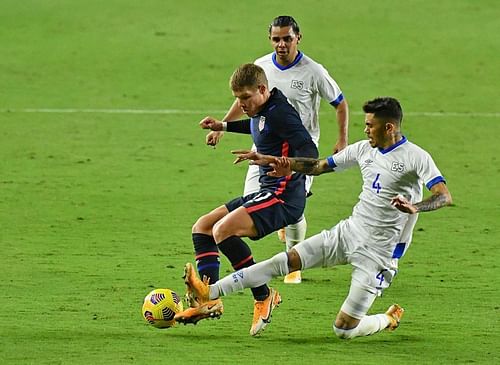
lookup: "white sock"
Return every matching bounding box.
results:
[285,215,307,252]
[333,314,390,339]
[209,252,289,299]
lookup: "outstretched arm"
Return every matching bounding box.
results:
[206,100,245,146]
[391,182,452,214]
[201,117,250,134]
[232,150,334,176]
[285,157,333,176]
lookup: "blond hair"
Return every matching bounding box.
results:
[229,63,268,91]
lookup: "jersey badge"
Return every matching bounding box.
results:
[258,116,266,132]
[391,161,405,172]
[290,80,304,90]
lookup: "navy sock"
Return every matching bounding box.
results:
[217,236,270,301]
[192,233,220,284]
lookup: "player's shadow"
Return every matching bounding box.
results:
[169,331,421,345]
[266,333,421,343]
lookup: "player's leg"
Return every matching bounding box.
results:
[332,265,404,340]
[282,175,312,283]
[177,232,325,331]
[214,192,305,335]
[212,206,271,303]
[190,205,230,289]
[283,215,307,283]
[176,204,262,326]
[243,157,260,196]
[211,232,325,297]
[212,190,305,300]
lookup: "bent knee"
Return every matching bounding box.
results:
[333,311,361,339]
[192,215,213,235]
[333,325,358,340]
[212,221,228,242]
[287,249,302,272]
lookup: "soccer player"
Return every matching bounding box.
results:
[187,63,319,335]
[176,97,453,339]
[206,15,349,284]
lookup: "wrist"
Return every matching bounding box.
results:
[221,122,227,131]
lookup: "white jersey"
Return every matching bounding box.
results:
[244,52,343,196]
[326,137,445,263]
[255,51,344,145]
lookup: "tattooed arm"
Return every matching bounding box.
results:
[231,150,334,176]
[391,182,452,214]
[285,157,333,176]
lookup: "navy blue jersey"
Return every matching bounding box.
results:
[246,88,317,203]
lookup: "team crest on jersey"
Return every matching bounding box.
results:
[258,116,266,131]
[290,80,304,90]
[391,161,405,172]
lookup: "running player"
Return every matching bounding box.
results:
[206,16,349,284]
[189,63,318,335]
[176,97,452,339]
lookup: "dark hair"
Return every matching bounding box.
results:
[230,63,268,91]
[362,97,403,125]
[268,15,300,34]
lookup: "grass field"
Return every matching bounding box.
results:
[1,1,499,364]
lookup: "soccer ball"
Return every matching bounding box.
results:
[141,288,183,329]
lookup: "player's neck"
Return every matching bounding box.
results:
[381,133,403,150]
[276,50,300,67]
[253,90,271,115]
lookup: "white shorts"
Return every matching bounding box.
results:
[294,219,398,319]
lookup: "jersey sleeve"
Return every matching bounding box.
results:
[315,64,344,107]
[325,141,364,172]
[415,149,446,190]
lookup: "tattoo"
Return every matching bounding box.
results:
[289,158,328,176]
[414,193,449,212]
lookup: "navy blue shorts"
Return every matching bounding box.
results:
[225,191,305,240]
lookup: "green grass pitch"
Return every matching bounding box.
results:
[1,0,499,364]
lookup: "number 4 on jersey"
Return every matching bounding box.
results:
[372,173,381,193]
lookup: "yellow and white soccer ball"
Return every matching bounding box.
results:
[141,288,183,329]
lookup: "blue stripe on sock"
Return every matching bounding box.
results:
[197,262,220,272]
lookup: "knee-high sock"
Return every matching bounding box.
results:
[333,314,391,339]
[210,252,289,299]
[285,215,307,251]
[217,235,270,300]
[192,233,220,284]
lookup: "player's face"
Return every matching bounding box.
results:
[232,85,267,117]
[364,113,388,148]
[269,26,300,65]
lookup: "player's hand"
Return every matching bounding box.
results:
[199,116,223,131]
[231,150,275,166]
[332,138,348,154]
[206,131,224,146]
[391,195,418,214]
[268,157,292,177]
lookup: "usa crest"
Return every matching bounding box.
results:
[258,116,266,132]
